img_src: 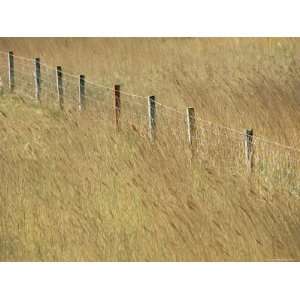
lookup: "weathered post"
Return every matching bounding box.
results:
[56,66,64,110]
[187,107,196,159]
[148,95,156,141]
[8,51,14,92]
[79,74,85,111]
[34,58,41,101]
[244,128,254,172]
[114,84,121,130]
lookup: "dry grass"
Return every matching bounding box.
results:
[0,38,299,261]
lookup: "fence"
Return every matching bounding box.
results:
[0,50,299,195]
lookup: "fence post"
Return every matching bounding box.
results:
[148,95,156,141]
[114,84,121,130]
[34,58,41,101]
[187,107,196,158]
[79,74,85,111]
[244,128,254,172]
[56,66,64,110]
[8,51,14,92]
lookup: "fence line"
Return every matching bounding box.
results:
[0,51,298,146]
[0,50,299,150]
[0,50,299,194]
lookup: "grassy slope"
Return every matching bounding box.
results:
[0,38,300,261]
[0,94,299,261]
[0,38,299,144]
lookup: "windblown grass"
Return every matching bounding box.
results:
[0,38,299,261]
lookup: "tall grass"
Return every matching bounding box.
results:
[0,38,299,261]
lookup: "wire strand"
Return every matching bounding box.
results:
[1,50,300,153]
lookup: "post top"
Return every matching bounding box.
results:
[245,128,253,134]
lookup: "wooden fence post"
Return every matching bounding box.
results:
[114,84,121,130]
[56,66,64,110]
[34,58,41,101]
[187,107,196,158]
[244,128,254,172]
[8,51,14,92]
[79,74,85,111]
[148,95,156,141]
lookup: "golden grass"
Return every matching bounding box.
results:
[0,38,299,261]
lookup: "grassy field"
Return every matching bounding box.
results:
[0,38,299,261]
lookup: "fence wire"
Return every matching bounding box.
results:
[253,138,300,195]
[193,121,245,173]
[0,51,299,196]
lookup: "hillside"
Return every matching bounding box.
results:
[0,38,299,261]
[0,38,299,144]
